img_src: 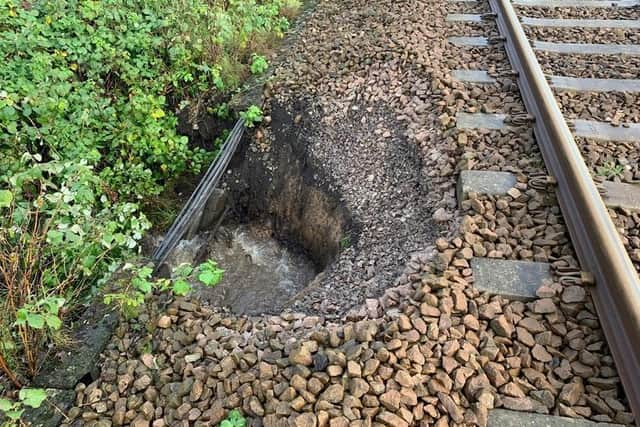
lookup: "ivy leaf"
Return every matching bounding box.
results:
[171,280,191,296]
[0,190,12,208]
[19,388,47,408]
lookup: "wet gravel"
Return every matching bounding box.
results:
[67,0,636,425]
[282,106,438,318]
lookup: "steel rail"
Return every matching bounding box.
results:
[488,0,640,419]
[152,118,245,267]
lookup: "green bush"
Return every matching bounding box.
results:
[0,0,298,389]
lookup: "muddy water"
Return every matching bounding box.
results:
[193,224,317,315]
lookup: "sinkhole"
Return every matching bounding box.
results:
[165,103,352,315]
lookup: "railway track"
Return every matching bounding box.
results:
[447,0,640,422]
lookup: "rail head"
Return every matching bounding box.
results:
[489,0,640,420]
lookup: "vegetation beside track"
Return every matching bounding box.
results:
[0,0,299,393]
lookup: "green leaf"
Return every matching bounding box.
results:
[81,254,95,269]
[19,388,47,408]
[173,263,193,278]
[133,275,153,294]
[5,409,23,420]
[198,269,224,287]
[26,313,45,329]
[198,270,215,286]
[0,398,13,412]
[172,279,191,296]
[15,309,27,325]
[45,314,62,330]
[0,190,12,208]
[227,409,246,426]
[220,421,233,427]
[137,266,153,279]
[46,230,64,245]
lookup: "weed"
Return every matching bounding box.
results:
[0,388,47,424]
[340,235,352,249]
[596,161,625,179]
[208,103,231,119]
[0,162,144,382]
[250,54,269,75]
[221,409,246,427]
[241,105,264,128]
[104,259,224,318]
[197,260,225,286]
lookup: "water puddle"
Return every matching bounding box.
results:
[189,224,317,315]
